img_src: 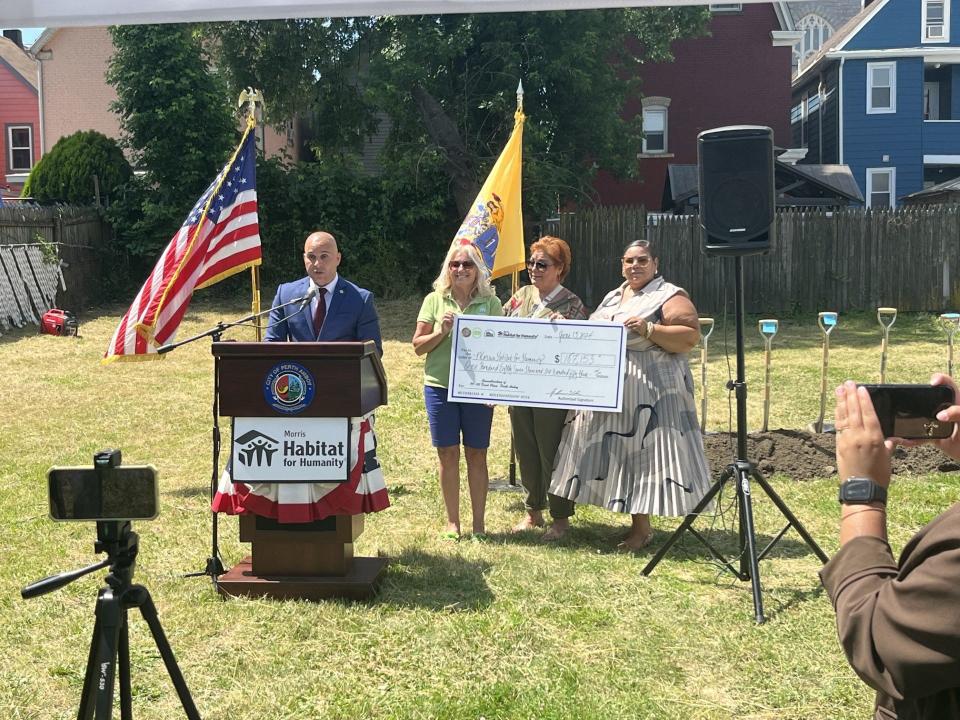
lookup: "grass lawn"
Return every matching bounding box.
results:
[1,297,957,719]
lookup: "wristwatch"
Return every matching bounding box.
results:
[838,477,887,505]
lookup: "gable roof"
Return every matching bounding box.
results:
[32,28,59,53]
[783,0,861,31]
[0,35,39,91]
[794,0,891,82]
[902,176,960,204]
[665,161,864,209]
[785,162,864,202]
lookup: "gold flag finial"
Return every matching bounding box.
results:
[237,87,265,127]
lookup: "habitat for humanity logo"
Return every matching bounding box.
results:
[263,361,316,414]
[235,430,280,467]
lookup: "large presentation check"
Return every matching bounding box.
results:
[448,315,626,411]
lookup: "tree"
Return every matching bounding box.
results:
[107,24,237,258]
[22,130,131,205]
[207,10,709,218]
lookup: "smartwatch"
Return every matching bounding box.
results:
[838,477,887,505]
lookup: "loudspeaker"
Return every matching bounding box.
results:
[698,126,775,256]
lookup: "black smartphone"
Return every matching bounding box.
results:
[859,384,955,439]
[47,465,159,521]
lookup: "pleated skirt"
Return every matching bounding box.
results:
[549,349,713,516]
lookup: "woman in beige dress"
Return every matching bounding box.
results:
[549,239,712,550]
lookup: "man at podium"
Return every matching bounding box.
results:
[212,230,388,523]
[265,231,383,355]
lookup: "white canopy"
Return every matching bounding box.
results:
[6,0,773,27]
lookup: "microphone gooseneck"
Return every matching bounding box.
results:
[297,285,318,310]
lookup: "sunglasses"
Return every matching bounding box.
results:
[449,260,475,270]
[526,259,554,271]
[623,256,652,266]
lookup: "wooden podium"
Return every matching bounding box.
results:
[212,341,388,601]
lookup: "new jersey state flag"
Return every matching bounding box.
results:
[450,109,525,280]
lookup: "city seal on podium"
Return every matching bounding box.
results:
[263,361,316,414]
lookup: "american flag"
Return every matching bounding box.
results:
[104,131,261,362]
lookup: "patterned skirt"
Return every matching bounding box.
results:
[549,349,713,516]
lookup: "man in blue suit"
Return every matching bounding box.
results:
[265,231,383,354]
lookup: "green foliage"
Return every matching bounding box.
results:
[106,24,237,260]
[206,10,710,220]
[372,9,709,215]
[209,19,379,155]
[22,130,131,205]
[255,150,454,297]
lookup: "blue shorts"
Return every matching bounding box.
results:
[424,385,494,449]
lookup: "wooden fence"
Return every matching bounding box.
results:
[0,205,111,314]
[551,206,960,314]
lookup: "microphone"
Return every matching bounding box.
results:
[297,285,318,310]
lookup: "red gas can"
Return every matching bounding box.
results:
[41,308,79,336]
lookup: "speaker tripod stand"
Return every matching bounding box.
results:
[641,256,829,623]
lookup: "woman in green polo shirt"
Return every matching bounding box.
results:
[413,242,503,540]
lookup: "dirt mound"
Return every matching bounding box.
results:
[701,430,959,481]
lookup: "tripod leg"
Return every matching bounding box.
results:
[736,467,766,624]
[119,616,132,720]
[133,587,202,720]
[751,471,830,564]
[77,588,123,720]
[642,468,730,576]
[77,604,105,720]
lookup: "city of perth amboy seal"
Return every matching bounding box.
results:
[263,362,316,414]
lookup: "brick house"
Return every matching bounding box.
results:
[594,3,799,211]
[0,30,40,199]
[30,27,299,164]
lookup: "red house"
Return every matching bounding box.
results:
[595,3,797,211]
[0,30,40,200]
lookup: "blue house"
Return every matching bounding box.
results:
[792,0,960,207]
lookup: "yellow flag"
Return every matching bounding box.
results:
[450,109,525,280]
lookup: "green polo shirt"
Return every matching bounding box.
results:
[417,290,503,388]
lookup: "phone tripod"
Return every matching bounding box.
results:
[642,256,829,623]
[22,521,201,719]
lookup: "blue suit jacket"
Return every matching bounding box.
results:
[265,276,383,355]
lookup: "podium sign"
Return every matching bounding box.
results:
[231,417,351,483]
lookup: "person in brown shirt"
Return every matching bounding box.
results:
[820,376,960,719]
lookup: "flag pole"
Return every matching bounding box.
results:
[239,88,264,341]
[507,80,524,487]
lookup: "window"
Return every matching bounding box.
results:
[867,62,896,114]
[800,92,809,148]
[7,126,33,172]
[790,103,803,125]
[640,97,670,155]
[925,81,941,120]
[866,168,896,208]
[923,0,949,42]
[797,14,834,63]
[709,3,742,12]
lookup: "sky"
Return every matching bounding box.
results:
[17,27,44,49]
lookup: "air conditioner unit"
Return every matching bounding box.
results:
[926,24,945,39]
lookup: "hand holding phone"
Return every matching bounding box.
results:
[859,384,955,440]
[835,381,892,485]
[926,374,960,460]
